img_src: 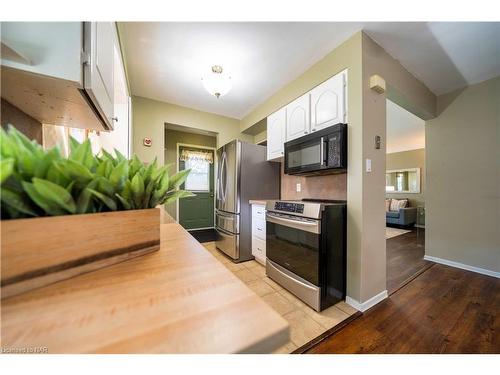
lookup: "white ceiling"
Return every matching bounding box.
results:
[119,22,500,119]
[386,99,425,154]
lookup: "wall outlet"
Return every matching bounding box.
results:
[296,183,301,192]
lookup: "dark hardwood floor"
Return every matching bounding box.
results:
[387,228,432,294]
[306,264,500,353]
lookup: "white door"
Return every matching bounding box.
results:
[83,22,115,130]
[310,71,347,132]
[286,93,310,141]
[266,107,286,161]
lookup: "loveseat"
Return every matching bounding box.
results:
[386,198,417,227]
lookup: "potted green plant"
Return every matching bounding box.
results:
[1,125,194,298]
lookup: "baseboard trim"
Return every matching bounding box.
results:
[346,290,388,312]
[424,255,500,279]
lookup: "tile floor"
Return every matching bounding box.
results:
[203,242,358,353]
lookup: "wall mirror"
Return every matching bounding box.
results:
[385,168,420,193]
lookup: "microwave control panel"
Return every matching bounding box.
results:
[274,202,305,214]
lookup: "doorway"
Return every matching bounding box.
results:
[177,144,215,230]
[385,99,431,294]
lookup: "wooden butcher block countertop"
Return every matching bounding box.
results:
[1,222,289,353]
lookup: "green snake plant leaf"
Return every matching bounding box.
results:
[163,190,196,205]
[76,189,93,214]
[129,155,143,179]
[70,139,96,171]
[8,125,44,158]
[1,187,39,217]
[96,176,115,197]
[169,168,191,189]
[152,172,170,203]
[1,158,15,184]
[151,165,167,183]
[32,178,77,214]
[104,159,114,178]
[115,193,132,210]
[109,160,129,193]
[141,162,155,186]
[34,148,62,179]
[0,127,16,158]
[131,172,145,208]
[87,189,117,211]
[46,164,71,187]
[16,147,37,178]
[54,159,94,187]
[114,148,126,163]
[121,179,133,200]
[69,136,80,154]
[22,181,67,216]
[76,179,99,214]
[66,180,75,194]
[141,178,156,209]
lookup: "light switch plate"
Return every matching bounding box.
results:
[296,183,301,192]
[366,159,372,172]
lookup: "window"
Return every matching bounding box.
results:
[184,157,210,192]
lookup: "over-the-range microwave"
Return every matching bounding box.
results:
[284,123,347,176]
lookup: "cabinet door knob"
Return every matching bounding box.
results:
[312,128,316,132]
[304,131,308,134]
[111,117,119,122]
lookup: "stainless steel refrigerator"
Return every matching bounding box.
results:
[215,139,280,262]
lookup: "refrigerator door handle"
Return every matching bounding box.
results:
[221,151,227,204]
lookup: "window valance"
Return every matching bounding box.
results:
[179,149,214,164]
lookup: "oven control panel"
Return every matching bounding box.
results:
[274,202,305,214]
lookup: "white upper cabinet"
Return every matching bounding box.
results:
[83,22,115,130]
[285,93,310,142]
[264,69,348,162]
[0,22,119,131]
[266,107,286,161]
[0,22,83,83]
[310,70,347,132]
[97,44,131,157]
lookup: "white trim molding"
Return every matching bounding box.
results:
[424,255,500,279]
[346,290,388,312]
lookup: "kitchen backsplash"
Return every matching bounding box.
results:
[280,163,347,201]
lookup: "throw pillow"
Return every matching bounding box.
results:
[385,199,391,212]
[390,198,408,211]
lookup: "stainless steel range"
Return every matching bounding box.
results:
[265,199,347,311]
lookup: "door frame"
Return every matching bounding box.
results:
[176,142,217,230]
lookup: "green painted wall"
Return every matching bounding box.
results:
[426,77,500,273]
[132,96,253,165]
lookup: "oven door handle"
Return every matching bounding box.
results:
[266,213,321,234]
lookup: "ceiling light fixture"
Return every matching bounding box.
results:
[202,65,232,98]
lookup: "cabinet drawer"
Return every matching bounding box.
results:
[252,204,266,220]
[252,218,266,240]
[252,236,266,261]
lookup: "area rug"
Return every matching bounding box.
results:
[189,228,217,243]
[386,227,412,239]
